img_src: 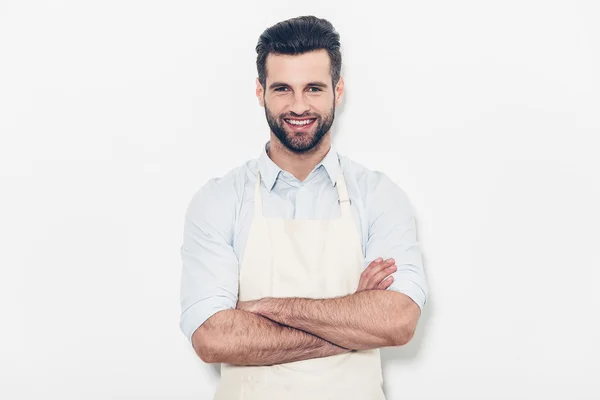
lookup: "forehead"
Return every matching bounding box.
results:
[265,49,331,87]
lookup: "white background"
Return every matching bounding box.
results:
[1,1,599,399]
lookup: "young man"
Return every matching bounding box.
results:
[180,15,428,400]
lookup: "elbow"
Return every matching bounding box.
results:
[191,324,221,363]
[190,310,236,364]
[391,319,417,347]
[388,293,422,346]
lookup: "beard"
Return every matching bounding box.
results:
[264,100,335,154]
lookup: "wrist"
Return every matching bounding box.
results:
[256,297,275,318]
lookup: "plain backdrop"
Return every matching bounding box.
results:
[1,1,599,399]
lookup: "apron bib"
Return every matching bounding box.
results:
[214,163,385,400]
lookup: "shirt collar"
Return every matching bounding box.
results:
[257,140,340,192]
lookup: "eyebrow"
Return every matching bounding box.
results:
[268,81,329,90]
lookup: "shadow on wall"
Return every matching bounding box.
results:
[209,363,220,380]
[330,64,347,144]
[381,251,433,396]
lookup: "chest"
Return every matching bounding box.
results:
[232,178,367,262]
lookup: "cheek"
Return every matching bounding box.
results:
[265,97,286,113]
[312,95,334,109]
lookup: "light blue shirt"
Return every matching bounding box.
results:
[179,141,428,342]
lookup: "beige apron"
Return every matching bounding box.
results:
[213,163,385,400]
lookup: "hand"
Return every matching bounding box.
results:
[356,257,396,293]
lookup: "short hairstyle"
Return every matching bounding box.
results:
[255,15,342,90]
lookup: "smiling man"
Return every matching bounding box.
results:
[263,53,335,155]
[179,15,428,400]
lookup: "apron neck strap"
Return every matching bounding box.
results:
[335,164,353,218]
[254,170,264,216]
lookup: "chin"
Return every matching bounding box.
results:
[290,138,322,153]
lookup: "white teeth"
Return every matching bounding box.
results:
[286,119,314,126]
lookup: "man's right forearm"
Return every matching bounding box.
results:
[192,309,351,366]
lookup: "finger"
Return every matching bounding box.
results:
[367,268,396,290]
[359,258,383,290]
[368,263,397,288]
[364,260,396,287]
[360,261,389,290]
[377,275,394,290]
[362,258,394,281]
[365,257,383,271]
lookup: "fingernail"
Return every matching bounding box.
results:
[376,257,383,262]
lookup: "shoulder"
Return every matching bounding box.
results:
[184,159,256,230]
[339,154,414,213]
[339,154,409,196]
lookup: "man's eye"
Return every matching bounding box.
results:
[275,87,288,92]
[308,87,321,92]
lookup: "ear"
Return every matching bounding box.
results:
[256,78,265,107]
[334,76,344,107]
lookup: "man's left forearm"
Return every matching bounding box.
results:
[244,290,419,351]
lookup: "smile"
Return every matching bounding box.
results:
[284,118,316,128]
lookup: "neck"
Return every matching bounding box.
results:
[268,133,331,182]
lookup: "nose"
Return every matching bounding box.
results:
[289,91,311,116]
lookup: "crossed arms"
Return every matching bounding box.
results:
[183,172,427,366]
[191,259,421,366]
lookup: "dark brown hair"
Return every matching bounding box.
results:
[255,16,342,90]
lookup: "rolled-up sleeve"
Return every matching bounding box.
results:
[364,172,428,311]
[179,179,239,343]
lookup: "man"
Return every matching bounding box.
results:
[180,15,428,400]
